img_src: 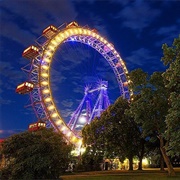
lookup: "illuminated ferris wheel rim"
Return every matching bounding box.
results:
[31,23,132,147]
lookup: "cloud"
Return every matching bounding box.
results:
[90,15,110,39]
[0,79,3,93]
[109,0,131,6]
[114,1,161,34]
[0,11,37,46]
[0,97,13,105]
[0,0,77,46]
[61,99,74,108]
[73,0,96,3]
[0,61,25,93]
[50,69,67,91]
[54,43,92,70]
[59,108,74,121]
[125,47,157,68]
[0,60,26,107]
[0,129,24,138]
[154,24,180,47]
[156,25,178,36]
[125,47,166,74]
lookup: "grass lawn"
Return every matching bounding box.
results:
[61,169,180,180]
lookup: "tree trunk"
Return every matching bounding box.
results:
[128,156,133,170]
[138,157,143,170]
[160,153,165,171]
[138,139,145,170]
[159,135,175,176]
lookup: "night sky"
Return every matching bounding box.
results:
[0,0,180,138]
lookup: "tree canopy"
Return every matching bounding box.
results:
[82,97,143,170]
[1,128,72,179]
[161,36,180,157]
[128,66,177,175]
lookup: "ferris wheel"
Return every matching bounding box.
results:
[16,21,133,147]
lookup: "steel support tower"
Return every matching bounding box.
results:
[68,80,110,134]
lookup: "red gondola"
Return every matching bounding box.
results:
[123,82,128,86]
[92,29,98,33]
[28,122,46,131]
[16,82,34,94]
[66,21,78,28]
[42,25,58,38]
[22,45,39,60]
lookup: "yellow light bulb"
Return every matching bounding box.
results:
[65,31,69,37]
[41,65,49,70]
[43,58,51,63]
[51,40,58,46]
[69,29,74,34]
[60,33,65,38]
[87,30,91,35]
[55,36,62,42]
[52,113,58,118]
[41,73,48,77]
[48,46,55,51]
[45,97,51,102]
[74,29,78,34]
[45,51,52,57]
[48,105,54,110]
[107,43,112,48]
[41,81,48,85]
[100,37,104,42]
[113,51,117,55]
[83,30,87,35]
[96,34,100,39]
[71,136,76,141]
[61,126,66,131]
[92,33,96,37]
[43,89,50,94]
[67,131,71,137]
[110,46,114,50]
[56,120,62,125]
[78,29,82,34]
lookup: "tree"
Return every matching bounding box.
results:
[1,128,72,179]
[82,97,143,170]
[104,98,141,170]
[161,36,180,157]
[128,68,175,176]
[80,146,103,171]
[81,117,104,171]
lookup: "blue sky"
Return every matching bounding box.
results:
[0,0,180,138]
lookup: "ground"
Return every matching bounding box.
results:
[61,168,180,180]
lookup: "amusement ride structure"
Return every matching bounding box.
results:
[16,22,132,148]
[68,80,110,135]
